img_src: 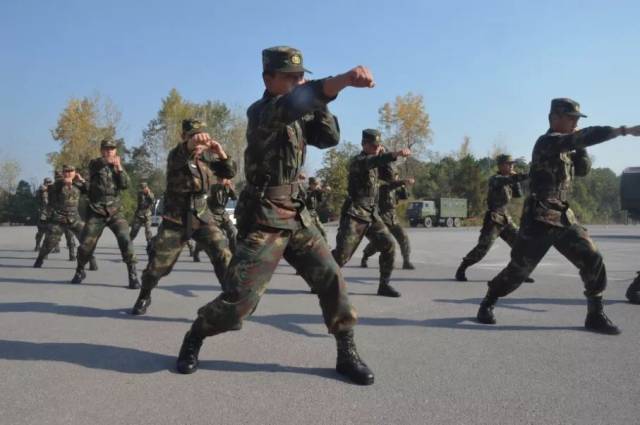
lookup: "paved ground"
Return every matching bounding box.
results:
[0,224,639,425]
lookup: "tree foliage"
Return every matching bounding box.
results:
[378,92,432,158]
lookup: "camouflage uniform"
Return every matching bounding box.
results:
[129,184,155,243]
[332,129,401,297]
[455,155,529,281]
[33,166,97,269]
[477,98,627,334]
[361,176,413,269]
[304,178,328,241]
[131,119,236,315]
[72,139,139,288]
[34,180,51,251]
[193,182,237,260]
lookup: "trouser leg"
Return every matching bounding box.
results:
[331,215,368,267]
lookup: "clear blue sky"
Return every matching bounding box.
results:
[2,0,639,185]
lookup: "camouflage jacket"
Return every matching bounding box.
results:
[525,126,614,227]
[304,188,326,217]
[236,79,339,231]
[48,179,88,224]
[163,142,236,226]
[35,185,50,221]
[87,158,130,216]
[485,173,528,225]
[378,180,409,225]
[134,190,155,219]
[341,151,397,222]
[207,184,236,216]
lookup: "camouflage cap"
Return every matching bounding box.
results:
[44,177,53,184]
[496,154,515,165]
[362,129,382,145]
[62,164,76,172]
[262,46,311,74]
[182,119,207,138]
[100,138,117,149]
[550,98,587,118]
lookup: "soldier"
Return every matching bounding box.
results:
[627,272,640,304]
[34,177,52,251]
[305,177,330,242]
[130,119,236,315]
[71,139,139,289]
[175,46,375,386]
[455,155,534,282]
[332,129,411,297]
[129,181,155,246]
[33,165,97,270]
[193,176,237,262]
[476,98,640,334]
[54,169,80,260]
[360,171,415,270]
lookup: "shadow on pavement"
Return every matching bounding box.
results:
[0,277,124,289]
[0,302,191,324]
[434,297,625,312]
[0,339,338,380]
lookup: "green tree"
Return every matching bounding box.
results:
[316,142,359,219]
[7,180,38,224]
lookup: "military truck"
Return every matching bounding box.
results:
[621,167,640,221]
[406,198,468,228]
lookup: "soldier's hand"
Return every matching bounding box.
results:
[75,174,85,182]
[114,156,123,171]
[625,125,640,137]
[396,148,411,158]
[192,132,211,145]
[324,185,331,192]
[345,66,375,88]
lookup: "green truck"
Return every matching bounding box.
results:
[406,198,468,228]
[621,167,640,221]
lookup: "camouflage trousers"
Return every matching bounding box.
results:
[38,219,94,263]
[194,213,237,256]
[488,222,606,298]
[35,219,73,251]
[35,219,48,249]
[142,218,232,292]
[129,214,153,243]
[191,223,357,337]
[362,219,410,262]
[310,212,327,242]
[462,214,518,266]
[332,214,395,278]
[77,210,137,268]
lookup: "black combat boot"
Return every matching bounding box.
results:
[477,294,497,324]
[585,297,620,335]
[377,277,401,297]
[33,256,44,268]
[402,260,415,270]
[127,263,140,289]
[625,273,640,305]
[335,330,374,385]
[71,267,86,284]
[360,255,368,268]
[455,260,473,282]
[88,257,98,271]
[131,288,152,315]
[176,329,205,374]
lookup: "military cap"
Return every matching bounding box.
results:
[308,177,317,185]
[62,164,76,172]
[43,177,53,184]
[496,154,515,165]
[550,98,587,118]
[182,119,207,138]
[100,138,117,149]
[362,129,382,145]
[262,46,311,74]
[139,181,148,189]
[54,170,63,180]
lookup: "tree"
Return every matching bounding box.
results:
[6,180,38,224]
[378,92,432,159]
[316,142,359,219]
[0,158,21,193]
[49,94,121,173]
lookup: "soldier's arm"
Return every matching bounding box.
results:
[356,152,399,171]
[115,168,130,189]
[228,187,237,200]
[269,80,338,125]
[572,148,592,176]
[546,126,630,152]
[304,107,340,149]
[201,151,237,179]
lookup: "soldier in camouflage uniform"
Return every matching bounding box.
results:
[304,176,329,242]
[129,181,155,245]
[455,155,534,282]
[54,169,77,259]
[193,177,237,261]
[176,46,375,386]
[131,119,236,315]
[476,98,640,334]
[332,129,411,297]
[71,139,140,289]
[33,165,97,270]
[360,171,415,270]
[627,272,640,304]
[34,177,52,251]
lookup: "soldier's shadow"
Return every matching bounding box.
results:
[159,284,309,298]
[0,277,124,289]
[434,297,626,313]
[0,339,337,380]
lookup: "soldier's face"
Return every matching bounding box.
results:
[363,142,381,155]
[264,72,305,95]
[101,147,116,160]
[63,170,75,181]
[498,162,514,175]
[552,114,580,134]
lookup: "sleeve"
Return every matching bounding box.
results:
[354,152,398,171]
[270,79,337,125]
[543,126,617,153]
[228,187,237,200]
[305,107,340,149]
[208,157,237,179]
[115,168,130,189]
[572,148,592,176]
